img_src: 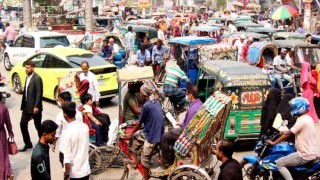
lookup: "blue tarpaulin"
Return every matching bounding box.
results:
[168,36,216,45]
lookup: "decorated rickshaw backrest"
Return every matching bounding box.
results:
[174,91,231,156]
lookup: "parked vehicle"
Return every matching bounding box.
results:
[10,48,118,107]
[197,60,271,142]
[222,32,270,45]
[235,22,263,31]
[272,32,305,40]
[168,36,216,85]
[3,31,71,71]
[199,44,238,61]
[241,132,320,180]
[247,41,278,68]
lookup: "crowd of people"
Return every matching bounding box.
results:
[1,5,320,180]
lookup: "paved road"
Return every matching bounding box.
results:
[2,60,320,180]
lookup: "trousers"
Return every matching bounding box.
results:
[276,152,310,180]
[273,73,292,90]
[20,108,42,145]
[161,127,183,165]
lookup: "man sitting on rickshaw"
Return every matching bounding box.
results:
[123,82,143,123]
[160,86,202,169]
[273,48,294,93]
[163,59,192,111]
[101,39,114,61]
[125,83,164,180]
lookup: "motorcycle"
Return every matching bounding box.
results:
[0,76,11,104]
[240,124,320,180]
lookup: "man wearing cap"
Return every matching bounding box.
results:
[125,83,164,180]
[273,48,293,92]
[234,35,246,61]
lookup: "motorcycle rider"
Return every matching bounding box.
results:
[267,97,318,180]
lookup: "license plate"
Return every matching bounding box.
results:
[98,79,105,86]
[228,130,235,134]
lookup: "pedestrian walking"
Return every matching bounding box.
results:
[61,102,90,180]
[19,60,43,152]
[31,120,58,180]
[0,98,14,180]
[52,91,83,166]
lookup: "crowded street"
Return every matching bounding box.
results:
[0,0,320,180]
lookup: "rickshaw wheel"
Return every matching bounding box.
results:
[169,165,211,180]
[89,146,127,180]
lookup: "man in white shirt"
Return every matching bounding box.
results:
[264,19,272,28]
[156,25,165,41]
[61,102,90,180]
[109,38,119,53]
[79,61,101,107]
[273,48,293,92]
[228,21,237,33]
[124,26,135,60]
[52,91,83,166]
[234,34,246,61]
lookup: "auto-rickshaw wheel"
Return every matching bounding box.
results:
[168,164,211,180]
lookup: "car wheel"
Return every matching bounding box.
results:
[54,87,61,108]
[12,74,22,94]
[4,55,12,71]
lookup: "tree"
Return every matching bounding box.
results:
[23,0,32,27]
[85,0,93,32]
[216,0,226,11]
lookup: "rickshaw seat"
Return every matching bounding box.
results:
[153,91,232,177]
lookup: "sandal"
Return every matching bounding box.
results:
[8,175,14,180]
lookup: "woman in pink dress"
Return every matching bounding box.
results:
[0,99,14,180]
[300,62,319,123]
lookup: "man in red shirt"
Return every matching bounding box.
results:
[241,36,253,63]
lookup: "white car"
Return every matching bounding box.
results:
[3,31,71,71]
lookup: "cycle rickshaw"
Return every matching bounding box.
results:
[87,65,233,179]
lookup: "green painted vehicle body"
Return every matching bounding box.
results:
[197,60,271,141]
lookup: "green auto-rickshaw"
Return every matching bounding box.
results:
[197,60,271,142]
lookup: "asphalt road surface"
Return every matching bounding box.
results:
[2,60,320,180]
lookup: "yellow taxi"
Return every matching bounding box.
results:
[10,48,118,105]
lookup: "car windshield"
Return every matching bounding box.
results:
[40,36,71,48]
[67,54,110,67]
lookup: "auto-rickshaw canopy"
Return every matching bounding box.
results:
[121,25,158,39]
[272,40,308,49]
[272,32,305,40]
[200,60,271,87]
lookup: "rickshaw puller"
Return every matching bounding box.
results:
[125,83,164,180]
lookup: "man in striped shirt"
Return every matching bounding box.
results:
[163,59,192,111]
